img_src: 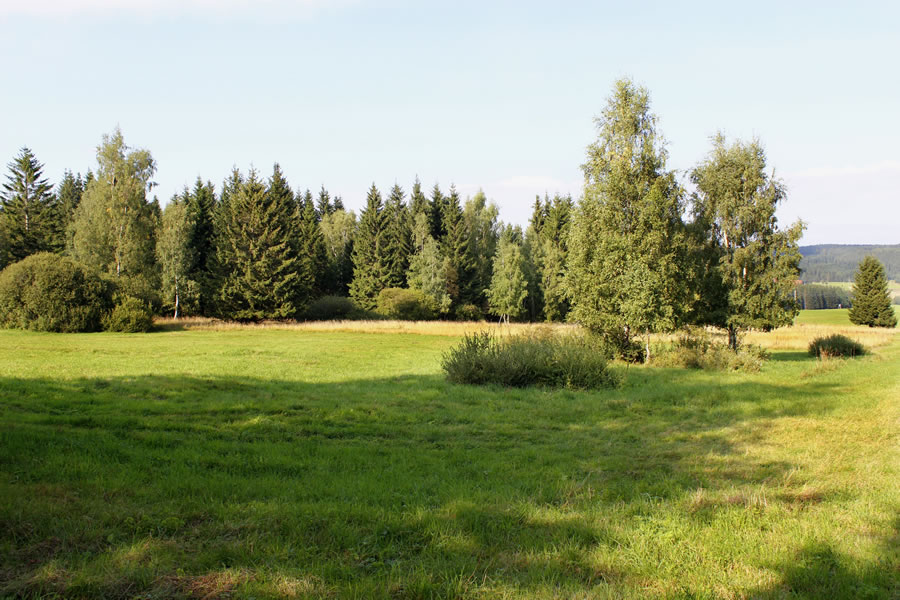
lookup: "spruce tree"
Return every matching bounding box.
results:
[349,183,389,309]
[297,195,327,300]
[186,178,217,314]
[428,183,445,241]
[383,183,412,288]
[0,147,61,261]
[568,79,692,357]
[320,208,356,295]
[57,170,84,252]
[216,167,304,320]
[691,134,804,348]
[407,235,452,315]
[463,190,499,310]
[316,185,333,218]
[409,176,429,217]
[440,184,472,305]
[849,256,897,327]
[540,194,574,322]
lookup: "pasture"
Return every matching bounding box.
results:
[1,321,898,598]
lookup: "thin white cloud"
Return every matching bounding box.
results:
[0,0,353,19]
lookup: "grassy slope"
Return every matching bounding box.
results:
[1,327,898,599]
[795,307,900,327]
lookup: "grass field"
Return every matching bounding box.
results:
[1,322,898,598]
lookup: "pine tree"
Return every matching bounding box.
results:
[441,184,472,305]
[848,256,897,327]
[297,196,327,299]
[691,134,804,348]
[486,234,528,323]
[428,183,445,241]
[349,183,389,309]
[186,178,216,314]
[216,167,304,320]
[383,183,412,287]
[0,147,61,261]
[568,79,692,357]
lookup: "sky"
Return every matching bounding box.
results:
[1,0,897,245]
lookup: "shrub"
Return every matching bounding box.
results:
[103,296,154,332]
[0,253,113,332]
[808,334,865,358]
[653,328,768,372]
[442,331,621,390]
[303,295,357,321]
[454,303,484,322]
[376,288,437,321]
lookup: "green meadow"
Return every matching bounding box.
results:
[1,323,898,599]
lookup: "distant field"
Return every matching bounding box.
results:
[810,280,900,299]
[1,323,898,598]
[794,307,900,327]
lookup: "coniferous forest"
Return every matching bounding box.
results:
[0,80,810,349]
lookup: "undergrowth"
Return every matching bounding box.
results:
[653,328,769,372]
[808,334,866,358]
[441,331,621,389]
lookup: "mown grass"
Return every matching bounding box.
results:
[0,324,898,598]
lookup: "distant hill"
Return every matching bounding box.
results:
[800,244,900,282]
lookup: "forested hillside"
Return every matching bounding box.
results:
[800,244,900,282]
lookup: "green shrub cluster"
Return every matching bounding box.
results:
[442,331,621,390]
[0,253,114,332]
[303,295,358,321]
[376,287,437,321]
[653,329,768,372]
[808,334,865,358]
[103,296,155,332]
[454,303,484,322]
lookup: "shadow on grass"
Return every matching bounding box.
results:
[0,370,892,598]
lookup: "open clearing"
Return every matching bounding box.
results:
[1,321,898,598]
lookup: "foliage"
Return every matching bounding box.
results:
[568,79,692,352]
[103,295,154,332]
[454,303,484,322]
[654,328,768,372]
[848,256,897,328]
[302,295,357,321]
[691,134,804,348]
[442,330,620,389]
[407,236,452,315]
[320,208,356,295]
[184,178,217,314]
[349,184,389,310]
[796,283,853,310]
[383,184,412,288]
[808,334,866,358]
[462,190,499,308]
[376,287,437,320]
[157,198,198,318]
[800,243,900,282]
[0,147,63,263]
[0,252,113,332]
[215,166,305,320]
[486,234,528,323]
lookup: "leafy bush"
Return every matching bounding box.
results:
[303,295,357,321]
[376,288,437,321]
[0,253,113,332]
[103,296,154,332]
[442,331,621,390]
[808,334,865,358]
[454,303,484,322]
[653,328,768,372]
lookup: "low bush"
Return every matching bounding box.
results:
[103,296,154,333]
[653,328,768,372]
[442,331,621,390]
[808,334,865,358]
[303,295,357,321]
[454,303,484,322]
[376,288,437,321]
[0,253,114,332]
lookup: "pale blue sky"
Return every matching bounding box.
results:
[1,0,897,244]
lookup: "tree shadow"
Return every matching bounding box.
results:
[0,370,891,597]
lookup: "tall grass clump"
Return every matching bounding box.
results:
[442,331,621,389]
[654,328,768,372]
[808,334,866,358]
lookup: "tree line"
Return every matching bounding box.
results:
[1,79,817,352]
